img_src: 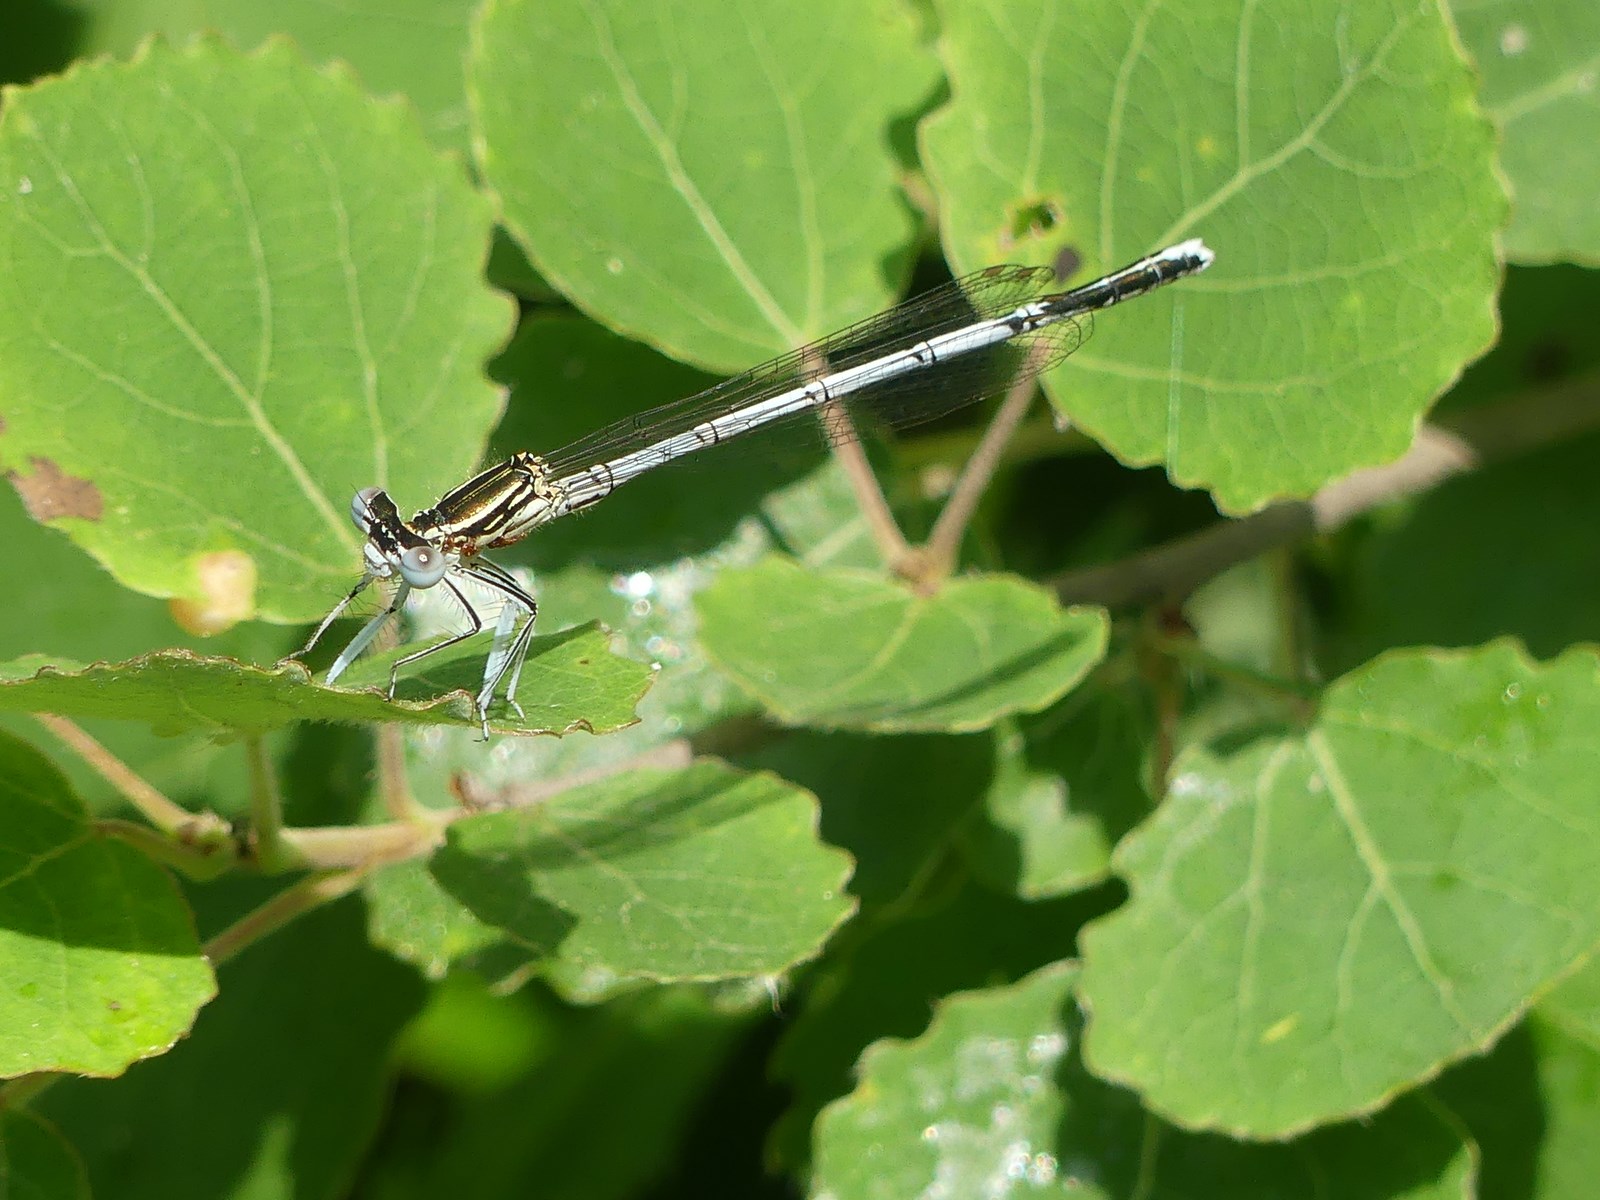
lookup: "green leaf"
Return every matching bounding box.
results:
[0,1108,90,1199]
[1079,640,1600,1137]
[1455,0,1600,264]
[1428,1021,1542,1200]
[960,687,1155,900]
[813,964,1475,1200]
[1506,958,1600,1198]
[1516,1021,1600,1195]
[36,895,426,1200]
[364,855,523,984]
[769,880,1112,1173]
[742,730,996,909]
[0,40,512,624]
[0,624,651,737]
[812,964,1082,1199]
[698,559,1108,732]
[0,730,213,1078]
[432,761,855,988]
[0,459,293,814]
[921,0,1503,510]
[61,0,482,159]
[470,0,942,371]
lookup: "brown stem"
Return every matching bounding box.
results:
[1053,367,1600,610]
[917,341,1053,584]
[95,818,236,879]
[826,402,914,568]
[33,714,231,844]
[244,734,286,869]
[274,819,447,870]
[203,869,370,967]
[376,722,424,820]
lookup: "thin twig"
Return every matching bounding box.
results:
[0,1072,56,1110]
[829,419,914,567]
[1053,367,1600,610]
[376,723,424,820]
[274,819,447,870]
[800,339,913,569]
[95,818,236,879]
[203,869,370,967]
[33,713,231,843]
[918,340,1054,584]
[244,734,285,870]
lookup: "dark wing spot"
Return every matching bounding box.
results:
[9,456,104,521]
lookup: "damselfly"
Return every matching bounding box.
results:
[296,238,1214,734]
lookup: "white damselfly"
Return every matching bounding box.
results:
[296,239,1214,734]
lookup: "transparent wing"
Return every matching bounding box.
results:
[541,265,1087,475]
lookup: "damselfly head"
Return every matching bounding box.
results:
[349,485,457,589]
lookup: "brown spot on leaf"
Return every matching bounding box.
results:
[8,456,104,522]
[170,550,258,636]
[1052,244,1083,285]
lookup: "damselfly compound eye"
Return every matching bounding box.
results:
[351,486,384,531]
[398,544,449,588]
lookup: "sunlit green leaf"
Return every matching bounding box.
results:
[434,761,856,988]
[813,964,1474,1199]
[1080,640,1600,1136]
[922,0,1503,510]
[471,0,941,371]
[769,881,1110,1173]
[58,0,481,158]
[1455,0,1600,264]
[698,559,1107,732]
[0,41,512,624]
[36,896,425,1200]
[0,623,650,737]
[0,730,213,1078]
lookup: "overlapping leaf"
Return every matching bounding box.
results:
[1079,640,1600,1136]
[812,964,1474,1199]
[1455,0,1600,264]
[432,761,855,987]
[0,730,213,1078]
[768,882,1102,1172]
[36,898,425,1200]
[0,41,512,625]
[698,559,1107,732]
[922,0,1504,510]
[58,0,481,158]
[471,0,941,371]
[1433,959,1600,1199]
[960,686,1154,900]
[0,623,650,737]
